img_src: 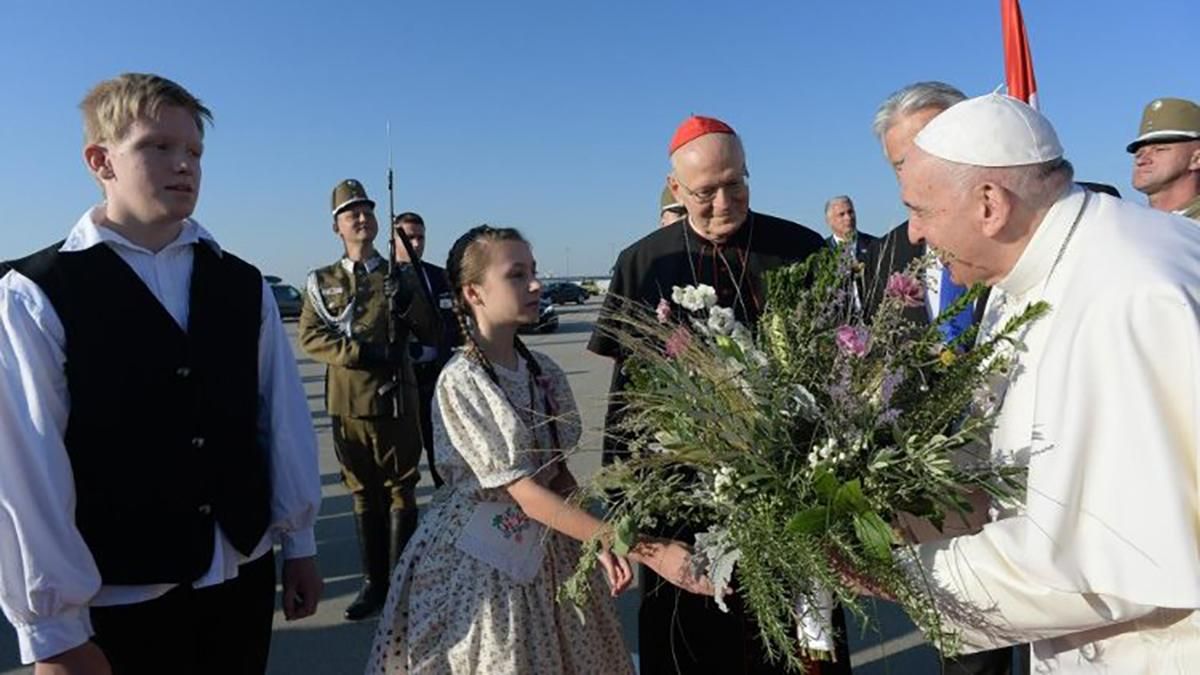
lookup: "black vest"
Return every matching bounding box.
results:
[10,240,271,584]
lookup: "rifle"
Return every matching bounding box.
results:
[383,122,445,487]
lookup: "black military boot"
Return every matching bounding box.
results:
[389,508,419,571]
[344,510,389,621]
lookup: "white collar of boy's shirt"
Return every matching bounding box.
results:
[60,205,221,257]
[340,253,385,274]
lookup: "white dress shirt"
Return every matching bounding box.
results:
[0,207,322,663]
[905,188,1200,673]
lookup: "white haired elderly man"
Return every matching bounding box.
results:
[861,81,1015,675]
[886,93,1200,674]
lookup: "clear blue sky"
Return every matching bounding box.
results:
[0,0,1193,286]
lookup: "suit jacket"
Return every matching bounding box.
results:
[417,260,460,369]
[826,230,877,262]
[862,221,987,326]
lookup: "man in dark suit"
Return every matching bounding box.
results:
[393,212,459,488]
[862,81,1014,675]
[824,195,876,262]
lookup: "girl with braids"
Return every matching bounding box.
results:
[366,226,711,674]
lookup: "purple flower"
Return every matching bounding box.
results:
[656,298,672,324]
[885,272,925,308]
[835,325,870,358]
[879,368,905,408]
[665,326,692,358]
[827,367,852,409]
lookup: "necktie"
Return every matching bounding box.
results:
[937,265,974,344]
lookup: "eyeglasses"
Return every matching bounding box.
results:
[673,171,750,205]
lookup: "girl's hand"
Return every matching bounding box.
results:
[596,550,634,596]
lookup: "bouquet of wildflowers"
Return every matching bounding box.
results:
[560,245,1045,671]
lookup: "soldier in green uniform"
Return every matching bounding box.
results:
[299,179,438,621]
[1128,97,1200,220]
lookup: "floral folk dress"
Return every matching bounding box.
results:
[365,351,634,675]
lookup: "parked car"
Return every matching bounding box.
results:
[544,282,589,305]
[519,296,559,334]
[578,279,601,296]
[271,283,304,320]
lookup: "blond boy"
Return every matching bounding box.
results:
[0,73,322,674]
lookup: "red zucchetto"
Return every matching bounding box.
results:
[668,115,736,156]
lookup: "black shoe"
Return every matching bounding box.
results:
[344,511,389,621]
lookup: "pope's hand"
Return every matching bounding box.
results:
[633,538,716,596]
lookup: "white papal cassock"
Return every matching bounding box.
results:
[905,186,1200,674]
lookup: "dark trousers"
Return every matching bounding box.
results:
[944,646,1018,674]
[89,550,276,675]
[638,567,852,675]
[414,363,444,485]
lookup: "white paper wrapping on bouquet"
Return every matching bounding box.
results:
[794,586,835,652]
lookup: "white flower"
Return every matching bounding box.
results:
[671,285,692,309]
[713,466,737,504]
[816,437,837,460]
[707,306,736,336]
[672,284,716,312]
[731,323,754,351]
[746,348,769,369]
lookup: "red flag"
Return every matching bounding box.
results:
[1001,0,1038,109]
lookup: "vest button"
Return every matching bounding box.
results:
[197,504,212,515]
[176,367,191,378]
[191,437,206,449]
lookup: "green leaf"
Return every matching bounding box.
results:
[853,511,896,562]
[833,479,869,515]
[787,507,829,536]
[812,468,839,501]
[612,516,637,556]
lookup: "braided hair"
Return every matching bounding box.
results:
[446,225,561,448]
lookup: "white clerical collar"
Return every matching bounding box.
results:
[995,185,1085,298]
[341,253,385,274]
[61,205,221,256]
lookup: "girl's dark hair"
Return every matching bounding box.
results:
[446,225,560,447]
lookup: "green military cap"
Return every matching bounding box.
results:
[1126,98,1200,153]
[660,185,684,213]
[331,179,376,217]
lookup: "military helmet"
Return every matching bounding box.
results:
[1127,98,1200,153]
[331,179,376,217]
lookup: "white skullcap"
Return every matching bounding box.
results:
[914,93,1063,167]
